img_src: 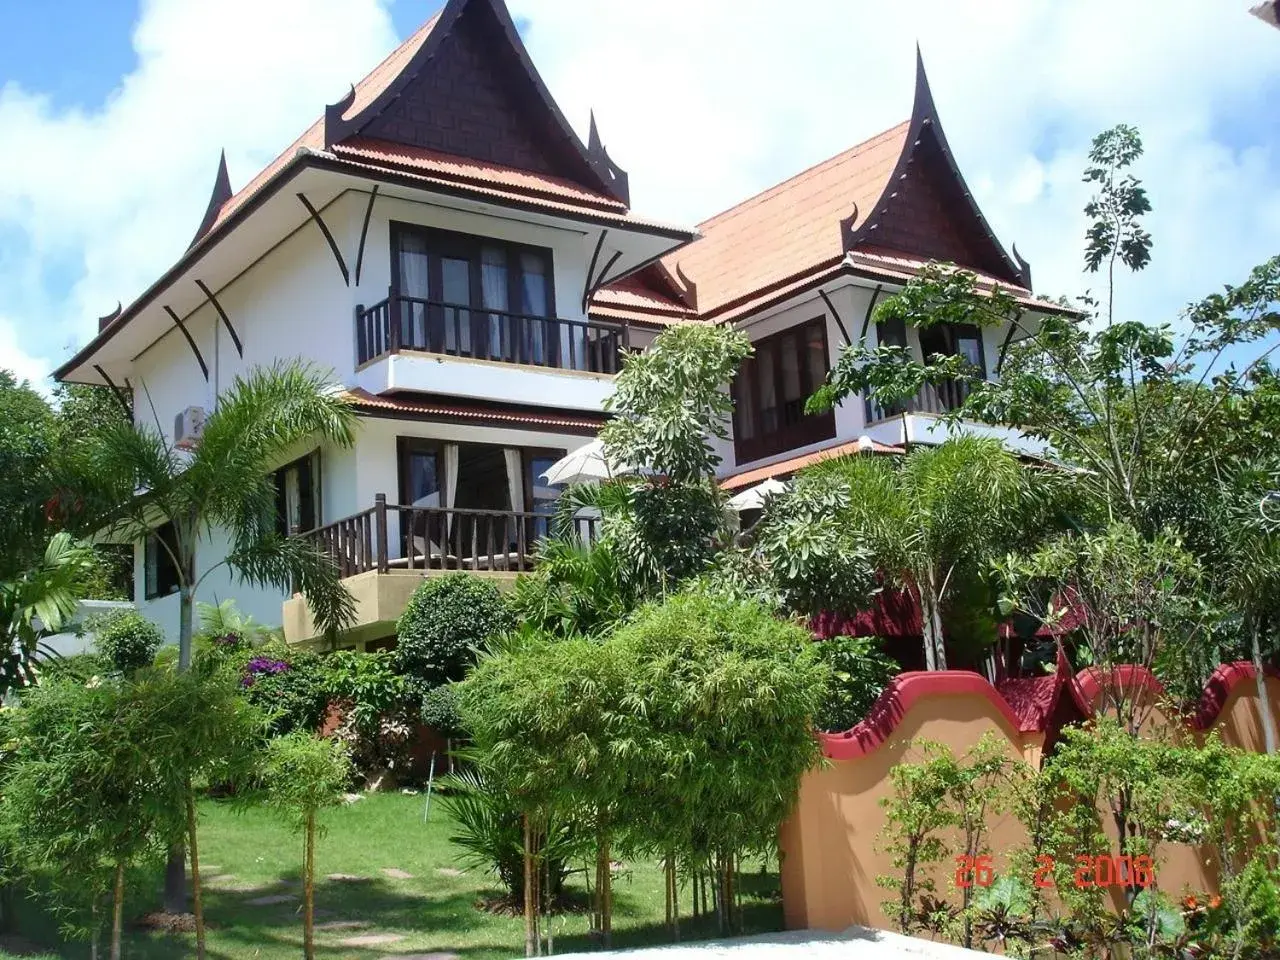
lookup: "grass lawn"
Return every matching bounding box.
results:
[0,793,784,959]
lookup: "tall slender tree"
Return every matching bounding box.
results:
[70,359,358,912]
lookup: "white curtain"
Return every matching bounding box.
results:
[443,443,459,535]
[398,235,430,348]
[504,448,525,514]
[481,247,508,361]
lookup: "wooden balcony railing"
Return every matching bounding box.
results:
[864,378,974,425]
[295,494,600,578]
[355,291,629,373]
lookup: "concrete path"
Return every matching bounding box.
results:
[544,927,991,960]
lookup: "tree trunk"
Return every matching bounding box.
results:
[187,788,206,960]
[523,815,535,958]
[920,578,947,671]
[600,833,613,948]
[303,810,316,960]
[665,852,679,940]
[110,861,125,960]
[1252,618,1277,754]
[164,584,196,914]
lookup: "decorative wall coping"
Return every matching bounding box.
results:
[819,660,1280,760]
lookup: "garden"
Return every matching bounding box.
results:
[0,124,1278,960]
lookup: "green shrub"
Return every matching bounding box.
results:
[438,767,571,904]
[89,610,164,674]
[813,635,899,732]
[420,682,461,736]
[236,642,330,735]
[36,652,107,684]
[322,650,406,734]
[394,574,514,689]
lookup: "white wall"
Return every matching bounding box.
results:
[129,188,613,442]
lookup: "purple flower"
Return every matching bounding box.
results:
[213,632,242,648]
[242,657,290,687]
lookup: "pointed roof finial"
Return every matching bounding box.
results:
[189,150,233,250]
[588,109,602,153]
[912,43,938,122]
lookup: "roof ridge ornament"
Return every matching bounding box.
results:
[188,150,233,251]
[672,262,699,310]
[586,109,631,207]
[322,85,358,150]
[97,302,122,333]
[1012,244,1034,290]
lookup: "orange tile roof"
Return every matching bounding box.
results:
[589,273,697,327]
[333,138,628,212]
[720,437,903,491]
[665,121,910,317]
[342,388,607,433]
[847,246,1070,313]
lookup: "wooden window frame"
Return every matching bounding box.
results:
[273,450,321,537]
[396,437,446,507]
[389,221,558,330]
[143,521,184,601]
[731,317,836,464]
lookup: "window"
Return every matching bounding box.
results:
[731,318,836,464]
[526,449,567,541]
[392,224,557,365]
[273,452,320,537]
[918,323,986,377]
[144,522,183,600]
[867,320,987,422]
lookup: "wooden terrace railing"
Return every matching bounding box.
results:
[355,292,629,373]
[295,494,600,577]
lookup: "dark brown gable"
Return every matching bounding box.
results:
[847,49,1030,289]
[325,0,628,203]
[867,130,1017,280]
[359,4,557,175]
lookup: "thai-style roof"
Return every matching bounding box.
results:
[200,0,633,243]
[596,49,1049,326]
[58,0,690,384]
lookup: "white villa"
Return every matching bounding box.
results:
[55,0,1061,648]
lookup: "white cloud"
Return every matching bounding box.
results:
[0,316,55,394]
[1,0,1278,388]
[513,0,1280,328]
[0,0,399,379]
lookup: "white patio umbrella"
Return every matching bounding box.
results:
[541,439,635,486]
[726,477,789,512]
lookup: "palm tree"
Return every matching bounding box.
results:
[77,361,357,667]
[0,531,96,693]
[72,360,358,909]
[803,436,1038,670]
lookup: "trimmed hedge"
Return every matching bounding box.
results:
[393,574,514,689]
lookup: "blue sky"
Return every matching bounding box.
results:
[0,1,1277,389]
[0,2,440,112]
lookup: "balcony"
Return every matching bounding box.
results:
[864,378,973,424]
[281,495,599,645]
[355,293,629,373]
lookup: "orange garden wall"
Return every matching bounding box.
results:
[779,663,1280,932]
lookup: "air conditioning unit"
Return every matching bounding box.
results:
[174,406,207,450]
